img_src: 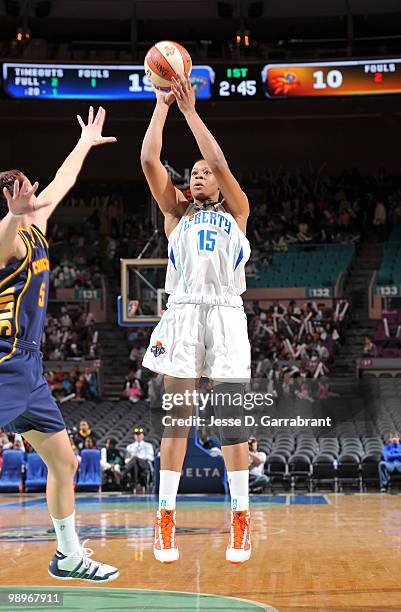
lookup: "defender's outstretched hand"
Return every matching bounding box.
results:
[171,75,195,114]
[77,106,117,147]
[3,179,50,217]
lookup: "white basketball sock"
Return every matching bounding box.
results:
[159,470,181,510]
[227,470,249,511]
[51,510,81,556]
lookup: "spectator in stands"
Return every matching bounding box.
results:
[0,430,12,451]
[122,427,154,493]
[248,436,269,493]
[255,353,272,378]
[378,432,401,492]
[122,371,143,403]
[74,374,91,401]
[317,379,329,400]
[373,199,387,242]
[100,438,123,489]
[83,367,99,399]
[246,300,348,381]
[74,419,98,451]
[13,439,24,451]
[84,437,97,449]
[315,340,329,361]
[363,336,378,357]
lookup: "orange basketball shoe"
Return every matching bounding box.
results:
[226,510,251,564]
[154,509,179,563]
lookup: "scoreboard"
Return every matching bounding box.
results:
[263,58,401,98]
[2,58,401,100]
[2,63,214,100]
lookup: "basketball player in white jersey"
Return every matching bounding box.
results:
[141,75,252,564]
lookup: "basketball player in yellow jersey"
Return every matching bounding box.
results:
[0,107,120,582]
[141,75,252,564]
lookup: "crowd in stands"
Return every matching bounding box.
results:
[121,327,154,402]
[243,167,401,271]
[48,190,157,280]
[116,299,348,405]
[247,299,350,394]
[3,421,401,495]
[45,366,99,402]
[0,419,270,494]
[67,421,154,492]
[42,306,98,361]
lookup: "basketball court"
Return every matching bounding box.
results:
[1,491,400,610]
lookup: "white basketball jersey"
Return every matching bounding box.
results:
[165,202,251,307]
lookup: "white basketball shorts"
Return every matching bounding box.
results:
[142,303,251,381]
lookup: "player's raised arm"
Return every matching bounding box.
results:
[140,90,186,234]
[171,75,250,233]
[34,106,116,233]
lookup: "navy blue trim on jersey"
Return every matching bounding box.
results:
[0,336,40,352]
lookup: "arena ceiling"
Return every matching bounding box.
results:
[1,0,401,20]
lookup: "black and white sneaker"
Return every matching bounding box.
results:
[48,540,119,583]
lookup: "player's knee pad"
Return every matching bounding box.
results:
[212,383,249,446]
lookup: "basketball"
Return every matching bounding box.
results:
[144,40,192,90]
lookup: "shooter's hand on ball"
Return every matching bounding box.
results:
[77,106,117,147]
[171,74,195,115]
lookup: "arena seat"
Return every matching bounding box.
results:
[361,452,381,490]
[56,394,400,493]
[288,454,312,490]
[248,244,355,288]
[76,449,102,492]
[376,240,401,287]
[266,453,287,486]
[311,454,337,491]
[25,453,48,492]
[0,450,24,493]
[337,453,361,490]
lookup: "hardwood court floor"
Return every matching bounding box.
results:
[1,493,401,611]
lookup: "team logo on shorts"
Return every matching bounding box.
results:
[151,341,166,357]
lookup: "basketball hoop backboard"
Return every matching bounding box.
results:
[118,258,168,327]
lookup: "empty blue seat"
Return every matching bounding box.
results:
[0,450,24,492]
[25,453,48,492]
[76,449,101,492]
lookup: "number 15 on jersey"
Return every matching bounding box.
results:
[198,229,217,252]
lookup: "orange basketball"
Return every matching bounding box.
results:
[144,40,192,90]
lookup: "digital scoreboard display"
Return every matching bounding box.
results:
[262,58,401,98]
[2,63,215,100]
[213,65,264,99]
[3,58,401,100]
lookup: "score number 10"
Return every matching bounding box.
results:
[313,69,344,90]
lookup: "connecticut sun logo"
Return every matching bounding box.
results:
[151,341,166,357]
[271,71,301,95]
